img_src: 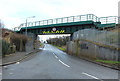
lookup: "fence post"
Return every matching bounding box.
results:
[115,17,116,23]
[106,17,108,24]
[47,20,48,25]
[79,16,81,21]
[96,16,97,22]
[51,19,53,24]
[43,20,44,25]
[56,19,58,24]
[61,18,63,23]
[67,17,68,23]
[92,14,94,21]
[73,16,74,22]
[31,23,33,26]
[35,22,36,26]
[98,18,100,22]
[39,21,40,25]
[87,14,88,21]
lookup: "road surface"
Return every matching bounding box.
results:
[2,44,119,80]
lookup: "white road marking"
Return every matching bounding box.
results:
[52,53,57,59]
[3,66,7,69]
[53,53,58,59]
[82,72,99,79]
[55,55,58,59]
[9,73,13,75]
[53,52,70,67]
[53,53,56,56]
[59,60,70,68]
[16,62,20,64]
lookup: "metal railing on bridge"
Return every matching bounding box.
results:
[14,14,118,31]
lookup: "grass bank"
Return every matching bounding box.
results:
[51,44,66,51]
[96,59,120,65]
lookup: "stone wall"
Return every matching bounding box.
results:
[25,40,34,53]
[25,33,40,52]
[67,40,118,61]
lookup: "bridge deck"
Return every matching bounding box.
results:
[14,14,118,32]
[21,21,95,30]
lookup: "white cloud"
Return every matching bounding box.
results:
[0,0,119,30]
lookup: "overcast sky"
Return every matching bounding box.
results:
[0,0,119,30]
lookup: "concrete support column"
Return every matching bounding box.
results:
[26,32,37,40]
[34,34,37,40]
[70,33,73,41]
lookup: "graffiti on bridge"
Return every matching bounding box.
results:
[42,30,65,34]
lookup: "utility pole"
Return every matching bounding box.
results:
[25,19,27,36]
[25,16,35,36]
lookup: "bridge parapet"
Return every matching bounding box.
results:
[100,16,118,24]
[14,14,118,31]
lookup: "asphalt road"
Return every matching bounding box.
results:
[2,44,119,80]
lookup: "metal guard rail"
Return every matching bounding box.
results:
[14,14,119,31]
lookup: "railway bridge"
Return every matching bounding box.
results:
[14,14,118,40]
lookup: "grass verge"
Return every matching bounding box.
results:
[51,44,66,51]
[96,60,120,64]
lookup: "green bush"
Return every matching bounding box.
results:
[47,36,69,47]
[2,39,10,57]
